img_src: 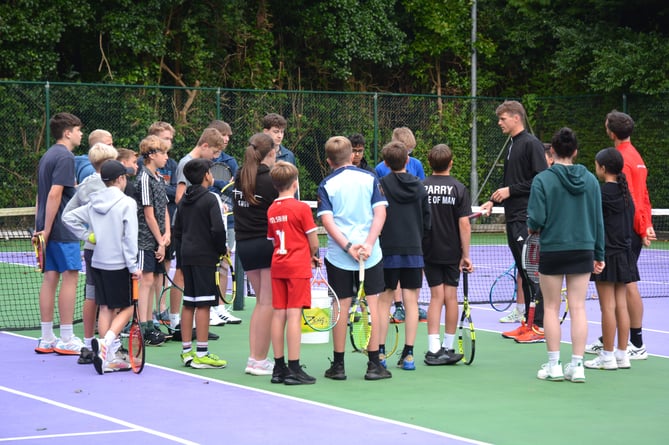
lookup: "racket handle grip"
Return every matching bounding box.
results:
[132,278,139,301]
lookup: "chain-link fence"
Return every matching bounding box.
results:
[0,81,667,209]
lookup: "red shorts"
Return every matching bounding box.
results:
[272,277,311,310]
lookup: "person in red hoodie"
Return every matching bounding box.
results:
[586,111,656,360]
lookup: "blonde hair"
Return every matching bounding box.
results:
[88,129,113,147]
[324,136,352,167]
[391,127,416,151]
[270,161,299,192]
[88,143,118,171]
[148,121,175,136]
[139,134,168,158]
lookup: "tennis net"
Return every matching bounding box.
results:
[1,208,668,330]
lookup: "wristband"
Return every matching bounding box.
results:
[343,241,352,252]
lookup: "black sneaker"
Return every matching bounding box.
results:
[284,366,317,385]
[144,329,166,346]
[364,361,392,380]
[271,364,290,384]
[169,325,219,341]
[77,347,94,365]
[324,360,347,380]
[424,347,463,366]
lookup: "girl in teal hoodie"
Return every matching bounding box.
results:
[528,128,605,383]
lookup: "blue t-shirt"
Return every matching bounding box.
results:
[317,166,387,270]
[375,156,425,179]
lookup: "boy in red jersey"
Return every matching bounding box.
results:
[267,161,320,385]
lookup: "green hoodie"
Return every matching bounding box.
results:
[527,163,605,261]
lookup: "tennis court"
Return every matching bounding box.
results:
[3,293,668,445]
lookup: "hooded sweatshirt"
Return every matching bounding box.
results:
[173,185,227,266]
[63,172,105,250]
[527,163,604,261]
[63,186,139,272]
[379,172,431,256]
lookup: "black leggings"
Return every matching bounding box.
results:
[506,220,544,328]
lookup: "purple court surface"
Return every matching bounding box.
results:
[1,332,488,445]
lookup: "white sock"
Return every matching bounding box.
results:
[601,349,614,360]
[60,324,74,342]
[170,313,180,328]
[571,355,583,366]
[548,350,560,366]
[442,334,455,351]
[41,321,55,341]
[516,304,526,313]
[84,337,94,349]
[428,334,441,353]
[614,348,626,360]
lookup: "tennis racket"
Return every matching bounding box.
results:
[457,270,476,365]
[384,315,400,358]
[211,162,235,206]
[128,277,145,374]
[559,288,569,325]
[157,269,183,336]
[216,253,236,304]
[31,231,46,273]
[302,265,341,332]
[488,264,516,312]
[349,256,371,352]
[522,232,541,330]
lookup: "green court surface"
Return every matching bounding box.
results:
[18,296,668,445]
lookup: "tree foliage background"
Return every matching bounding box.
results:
[0,0,668,209]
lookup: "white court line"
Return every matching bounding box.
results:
[4,331,488,445]
[149,363,493,445]
[0,385,197,445]
[1,429,134,442]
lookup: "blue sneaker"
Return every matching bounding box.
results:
[392,306,405,323]
[418,307,428,323]
[398,354,416,370]
[379,353,387,368]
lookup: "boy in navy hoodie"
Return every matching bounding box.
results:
[173,158,229,369]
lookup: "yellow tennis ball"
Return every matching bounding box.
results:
[88,232,96,244]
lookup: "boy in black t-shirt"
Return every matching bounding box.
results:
[422,144,473,366]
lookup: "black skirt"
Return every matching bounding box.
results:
[539,250,594,275]
[591,249,639,284]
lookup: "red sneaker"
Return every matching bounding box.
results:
[501,321,529,339]
[515,326,545,344]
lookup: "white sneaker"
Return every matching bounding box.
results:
[499,307,524,323]
[215,305,242,325]
[564,362,586,383]
[537,362,564,381]
[616,352,631,369]
[246,358,274,376]
[54,336,84,355]
[584,354,617,370]
[209,307,226,326]
[626,343,648,360]
[585,338,603,355]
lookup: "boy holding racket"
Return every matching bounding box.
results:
[63,160,141,374]
[376,141,431,370]
[34,112,85,355]
[267,161,320,384]
[422,144,472,366]
[317,136,390,381]
[173,158,228,369]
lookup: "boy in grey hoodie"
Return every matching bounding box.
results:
[64,160,141,374]
[63,142,118,364]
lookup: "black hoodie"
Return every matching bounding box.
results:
[379,172,431,256]
[173,185,227,266]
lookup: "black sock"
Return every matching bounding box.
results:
[288,359,301,372]
[379,344,386,355]
[630,328,643,348]
[395,302,403,309]
[367,350,379,364]
[402,344,413,358]
[274,356,286,369]
[333,351,345,364]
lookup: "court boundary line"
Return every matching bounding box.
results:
[0,385,198,445]
[1,429,135,442]
[148,361,493,445]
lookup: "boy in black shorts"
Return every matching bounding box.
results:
[173,158,229,369]
[422,144,473,365]
[63,160,141,374]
